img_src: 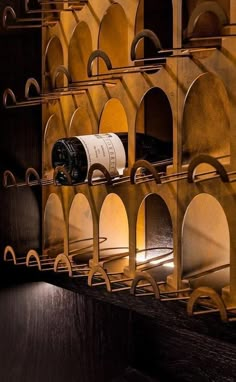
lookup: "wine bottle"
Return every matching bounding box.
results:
[51,132,172,185]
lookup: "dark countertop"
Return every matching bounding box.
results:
[1,262,236,382]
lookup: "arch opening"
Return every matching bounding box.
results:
[182,193,230,292]
[182,73,230,165]
[136,194,173,281]
[43,193,65,258]
[182,1,228,43]
[135,0,173,59]
[99,194,129,272]
[98,4,128,74]
[136,87,173,170]
[44,36,64,90]
[43,114,66,179]
[68,21,92,82]
[68,193,93,263]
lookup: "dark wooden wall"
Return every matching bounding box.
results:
[0,2,42,256]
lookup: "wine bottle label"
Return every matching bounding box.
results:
[75,133,126,179]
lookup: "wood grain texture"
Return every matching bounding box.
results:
[1,263,236,382]
[41,272,236,382]
[0,19,42,257]
[0,280,132,382]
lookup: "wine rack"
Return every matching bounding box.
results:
[3,0,236,323]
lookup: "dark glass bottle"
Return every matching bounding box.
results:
[51,132,172,184]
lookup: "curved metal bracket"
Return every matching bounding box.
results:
[187,1,228,39]
[3,85,44,108]
[87,163,113,186]
[187,286,228,322]
[52,65,72,89]
[25,168,41,186]
[4,75,81,109]
[26,249,42,270]
[187,154,229,183]
[3,88,17,108]
[54,254,73,277]
[2,6,17,29]
[3,245,17,264]
[130,271,161,299]
[25,0,87,13]
[88,265,112,292]
[2,5,56,29]
[25,0,57,13]
[25,0,34,12]
[25,78,41,99]
[3,170,17,188]
[130,159,161,184]
[87,50,112,78]
[130,29,162,61]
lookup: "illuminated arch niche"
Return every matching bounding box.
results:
[136,193,173,280]
[68,193,93,262]
[99,98,128,134]
[43,193,65,257]
[44,35,64,90]
[182,193,230,292]
[99,193,129,259]
[182,72,230,164]
[68,21,92,82]
[98,3,128,72]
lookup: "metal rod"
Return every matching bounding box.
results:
[110,278,133,284]
[39,0,87,3]
[161,296,190,301]
[25,0,86,13]
[187,35,233,41]
[193,308,220,316]
[91,281,107,286]
[228,317,236,322]
[161,288,191,295]
[5,86,86,108]
[136,251,173,267]
[135,283,151,288]
[138,258,174,272]
[89,64,163,79]
[72,267,90,271]
[185,263,230,281]
[72,274,90,278]
[226,307,236,311]
[4,159,235,189]
[5,23,55,29]
[111,286,131,292]
[25,9,80,13]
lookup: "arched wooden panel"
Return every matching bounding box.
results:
[99,193,129,253]
[68,21,92,82]
[182,193,230,292]
[99,98,129,134]
[68,193,93,262]
[182,72,230,163]
[43,193,65,257]
[98,4,128,73]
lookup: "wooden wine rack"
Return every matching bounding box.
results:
[3,0,236,322]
